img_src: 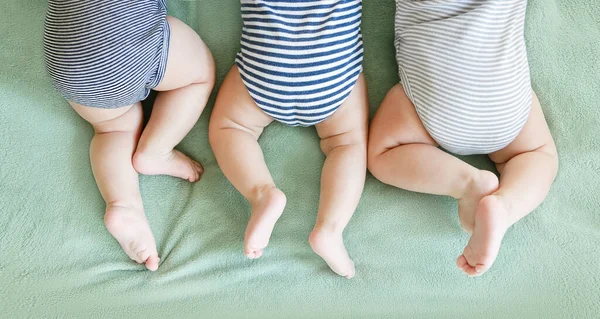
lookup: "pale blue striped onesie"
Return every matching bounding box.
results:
[395,0,532,155]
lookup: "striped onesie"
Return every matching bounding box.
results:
[43,0,170,109]
[236,0,364,126]
[395,0,532,155]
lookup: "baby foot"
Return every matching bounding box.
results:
[456,195,509,277]
[104,205,160,271]
[458,170,499,233]
[244,187,286,259]
[133,149,203,182]
[309,229,356,279]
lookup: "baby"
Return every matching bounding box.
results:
[209,0,368,278]
[368,0,558,276]
[44,0,215,270]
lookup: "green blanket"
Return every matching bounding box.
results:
[1,1,599,317]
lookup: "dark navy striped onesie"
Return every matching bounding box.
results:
[43,0,170,109]
[236,0,364,126]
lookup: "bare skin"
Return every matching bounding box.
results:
[368,84,558,276]
[69,16,215,271]
[209,67,368,278]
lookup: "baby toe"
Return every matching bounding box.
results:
[474,263,490,276]
[245,248,262,259]
[136,247,150,262]
[195,161,204,173]
[456,255,468,268]
[145,255,160,271]
[345,264,356,279]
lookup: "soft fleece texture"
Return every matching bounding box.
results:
[1,1,599,318]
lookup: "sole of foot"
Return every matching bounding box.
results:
[104,205,160,271]
[309,229,355,279]
[244,187,287,259]
[133,149,203,182]
[458,170,499,234]
[456,195,509,277]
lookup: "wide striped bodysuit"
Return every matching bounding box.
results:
[395,0,532,155]
[236,0,364,126]
[43,0,170,109]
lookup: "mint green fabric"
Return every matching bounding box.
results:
[1,1,599,317]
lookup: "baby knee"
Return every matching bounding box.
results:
[366,132,388,170]
[542,143,560,173]
[366,150,385,182]
[366,135,409,183]
[320,130,366,156]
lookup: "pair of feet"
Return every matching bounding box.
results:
[246,170,512,279]
[105,149,203,271]
[244,187,356,279]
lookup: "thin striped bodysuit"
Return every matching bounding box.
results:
[236,0,364,126]
[395,0,532,155]
[43,0,170,109]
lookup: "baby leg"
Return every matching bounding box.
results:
[71,102,159,271]
[209,66,286,259]
[368,84,499,232]
[133,16,215,181]
[309,74,369,279]
[457,93,558,276]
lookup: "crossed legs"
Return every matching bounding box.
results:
[368,84,558,276]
